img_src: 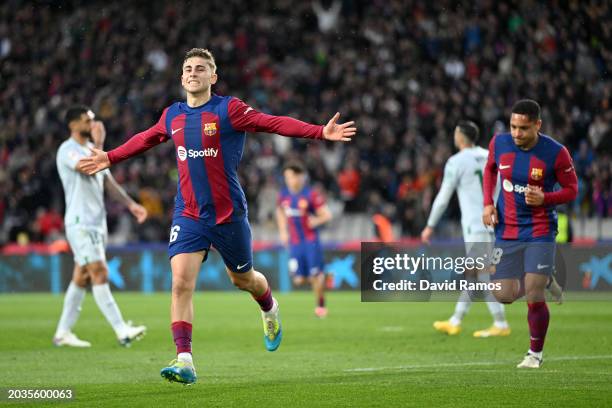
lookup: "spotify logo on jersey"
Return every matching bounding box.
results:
[177,146,187,161]
[502,179,529,194]
[503,179,514,192]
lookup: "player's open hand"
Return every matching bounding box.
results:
[525,185,544,206]
[322,112,356,142]
[129,202,148,224]
[76,148,111,175]
[420,226,434,245]
[482,204,498,227]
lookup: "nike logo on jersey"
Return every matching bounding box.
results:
[564,167,574,173]
[171,127,183,135]
[244,107,253,115]
[537,264,549,270]
[499,164,511,170]
[236,263,249,270]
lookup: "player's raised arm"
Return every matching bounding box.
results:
[227,98,356,142]
[482,136,498,226]
[77,108,169,175]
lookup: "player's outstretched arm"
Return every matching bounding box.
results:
[228,98,356,141]
[77,108,170,175]
[77,148,111,175]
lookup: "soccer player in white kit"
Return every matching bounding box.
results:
[53,106,148,347]
[421,121,510,337]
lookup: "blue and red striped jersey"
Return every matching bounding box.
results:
[107,94,324,225]
[277,186,326,245]
[483,133,578,241]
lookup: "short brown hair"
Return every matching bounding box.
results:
[183,48,216,72]
[283,161,306,174]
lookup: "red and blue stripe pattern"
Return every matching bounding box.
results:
[491,133,573,241]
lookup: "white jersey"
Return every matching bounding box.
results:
[56,138,109,232]
[426,146,491,239]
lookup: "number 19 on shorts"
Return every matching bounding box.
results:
[169,225,181,243]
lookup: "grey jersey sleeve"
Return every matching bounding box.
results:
[426,159,460,228]
[57,144,82,171]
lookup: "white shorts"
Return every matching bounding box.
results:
[464,231,494,268]
[65,227,107,266]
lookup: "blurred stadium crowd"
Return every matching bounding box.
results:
[1,0,610,245]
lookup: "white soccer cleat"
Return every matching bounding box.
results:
[516,353,543,368]
[117,321,146,347]
[53,332,91,348]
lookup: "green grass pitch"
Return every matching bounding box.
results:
[1,292,611,407]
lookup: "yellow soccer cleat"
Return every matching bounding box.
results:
[473,325,511,338]
[433,320,461,335]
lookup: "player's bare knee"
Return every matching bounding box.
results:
[87,262,108,285]
[492,289,515,304]
[229,274,252,291]
[172,276,195,296]
[525,289,546,303]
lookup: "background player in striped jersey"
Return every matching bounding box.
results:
[55,106,147,348]
[421,121,510,337]
[277,162,332,318]
[78,48,356,384]
[483,99,577,368]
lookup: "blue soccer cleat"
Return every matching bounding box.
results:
[261,298,282,352]
[160,359,197,384]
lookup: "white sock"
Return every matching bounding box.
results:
[55,281,86,338]
[92,283,127,336]
[484,291,508,328]
[529,350,543,359]
[177,352,193,364]
[450,291,472,326]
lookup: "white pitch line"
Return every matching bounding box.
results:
[344,355,612,372]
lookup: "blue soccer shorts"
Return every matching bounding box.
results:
[168,215,253,273]
[288,241,325,278]
[491,239,556,280]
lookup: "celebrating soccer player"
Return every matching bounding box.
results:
[421,121,510,337]
[277,162,332,318]
[482,99,577,368]
[54,106,148,348]
[77,48,356,384]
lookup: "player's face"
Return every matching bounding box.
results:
[510,114,541,148]
[73,113,93,137]
[453,127,462,149]
[284,169,306,192]
[181,57,218,95]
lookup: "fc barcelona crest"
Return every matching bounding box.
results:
[203,122,217,136]
[298,198,309,210]
[531,168,543,180]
